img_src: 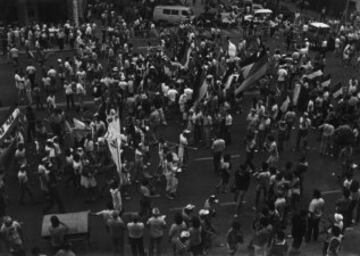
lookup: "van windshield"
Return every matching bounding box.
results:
[182,9,194,16]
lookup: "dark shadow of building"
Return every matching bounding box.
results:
[0,0,86,25]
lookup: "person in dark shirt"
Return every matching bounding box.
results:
[294,156,308,196]
[25,106,36,142]
[291,210,307,252]
[234,165,251,213]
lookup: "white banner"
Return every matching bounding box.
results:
[0,108,20,141]
[105,113,122,182]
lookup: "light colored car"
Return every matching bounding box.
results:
[244,8,273,24]
[153,5,194,24]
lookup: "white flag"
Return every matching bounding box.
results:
[228,41,237,58]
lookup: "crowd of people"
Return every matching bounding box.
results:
[1,0,360,255]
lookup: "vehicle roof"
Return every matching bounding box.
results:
[154,5,192,10]
[254,9,273,14]
[310,22,330,28]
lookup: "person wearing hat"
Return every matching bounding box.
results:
[182,204,195,226]
[146,208,166,256]
[0,216,24,254]
[199,209,216,254]
[204,195,219,217]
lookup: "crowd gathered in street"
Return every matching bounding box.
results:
[1,0,360,255]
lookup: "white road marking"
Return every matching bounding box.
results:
[194,154,241,161]
[322,189,341,195]
[170,202,237,210]
[220,202,237,206]
[169,207,184,212]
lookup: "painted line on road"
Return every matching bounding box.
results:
[322,189,341,195]
[193,154,241,162]
[220,202,237,206]
[170,202,237,211]
[169,207,184,212]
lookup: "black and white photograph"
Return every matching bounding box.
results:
[0,0,359,255]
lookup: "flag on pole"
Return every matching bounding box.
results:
[280,95,291,113]
[228,41,237,58]
[193,77,210,107]
[332,82,343,99]
[304,69,323,80]
[235,54,268,95]
[321,74,331,88]
[293,82,302,106]
[73,118,87,130]
[224,73,239,91]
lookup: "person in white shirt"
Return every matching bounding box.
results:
[18,165,34,204]
[306,189,325,242]
[64,81,74,109]
[14,70,26,103]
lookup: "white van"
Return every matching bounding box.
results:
[153,5,194,24]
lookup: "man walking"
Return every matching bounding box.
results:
[306,190,325,242]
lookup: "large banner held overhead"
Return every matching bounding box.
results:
[105,112,122,183]
[0,108,21,142]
